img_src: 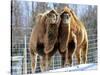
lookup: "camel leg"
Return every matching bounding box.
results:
[67,40,76,66]
[81,42,88,64]
[61,52,66,67]
[67,51,73,66]
[67,33,77,66]
[75,47,81,64]
[30,50,37,73]
[40,56,46,72]
[40,55,51,72]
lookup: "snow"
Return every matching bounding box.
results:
[48,63,97,72]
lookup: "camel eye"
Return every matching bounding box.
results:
[47,13,51,17]
[63,13,70,19]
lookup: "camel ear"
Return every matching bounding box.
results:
[50,9,58,16]
[49,9,55,13]
[46,10,56,17]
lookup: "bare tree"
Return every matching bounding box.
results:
[11,0,24,54]
[81,5,97,29]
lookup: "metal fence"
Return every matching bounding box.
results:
[11,26,97,74]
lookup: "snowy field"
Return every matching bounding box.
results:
[12,56,97,75]
[46,63,97,73]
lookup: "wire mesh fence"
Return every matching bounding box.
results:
[11,26,97,74]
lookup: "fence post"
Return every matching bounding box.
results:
[53,56,54,69]
[24,34,27,74]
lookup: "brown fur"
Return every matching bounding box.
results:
[29,9,60,73]
[58,7,88,67]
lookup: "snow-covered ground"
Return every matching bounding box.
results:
[47,63,97,73]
